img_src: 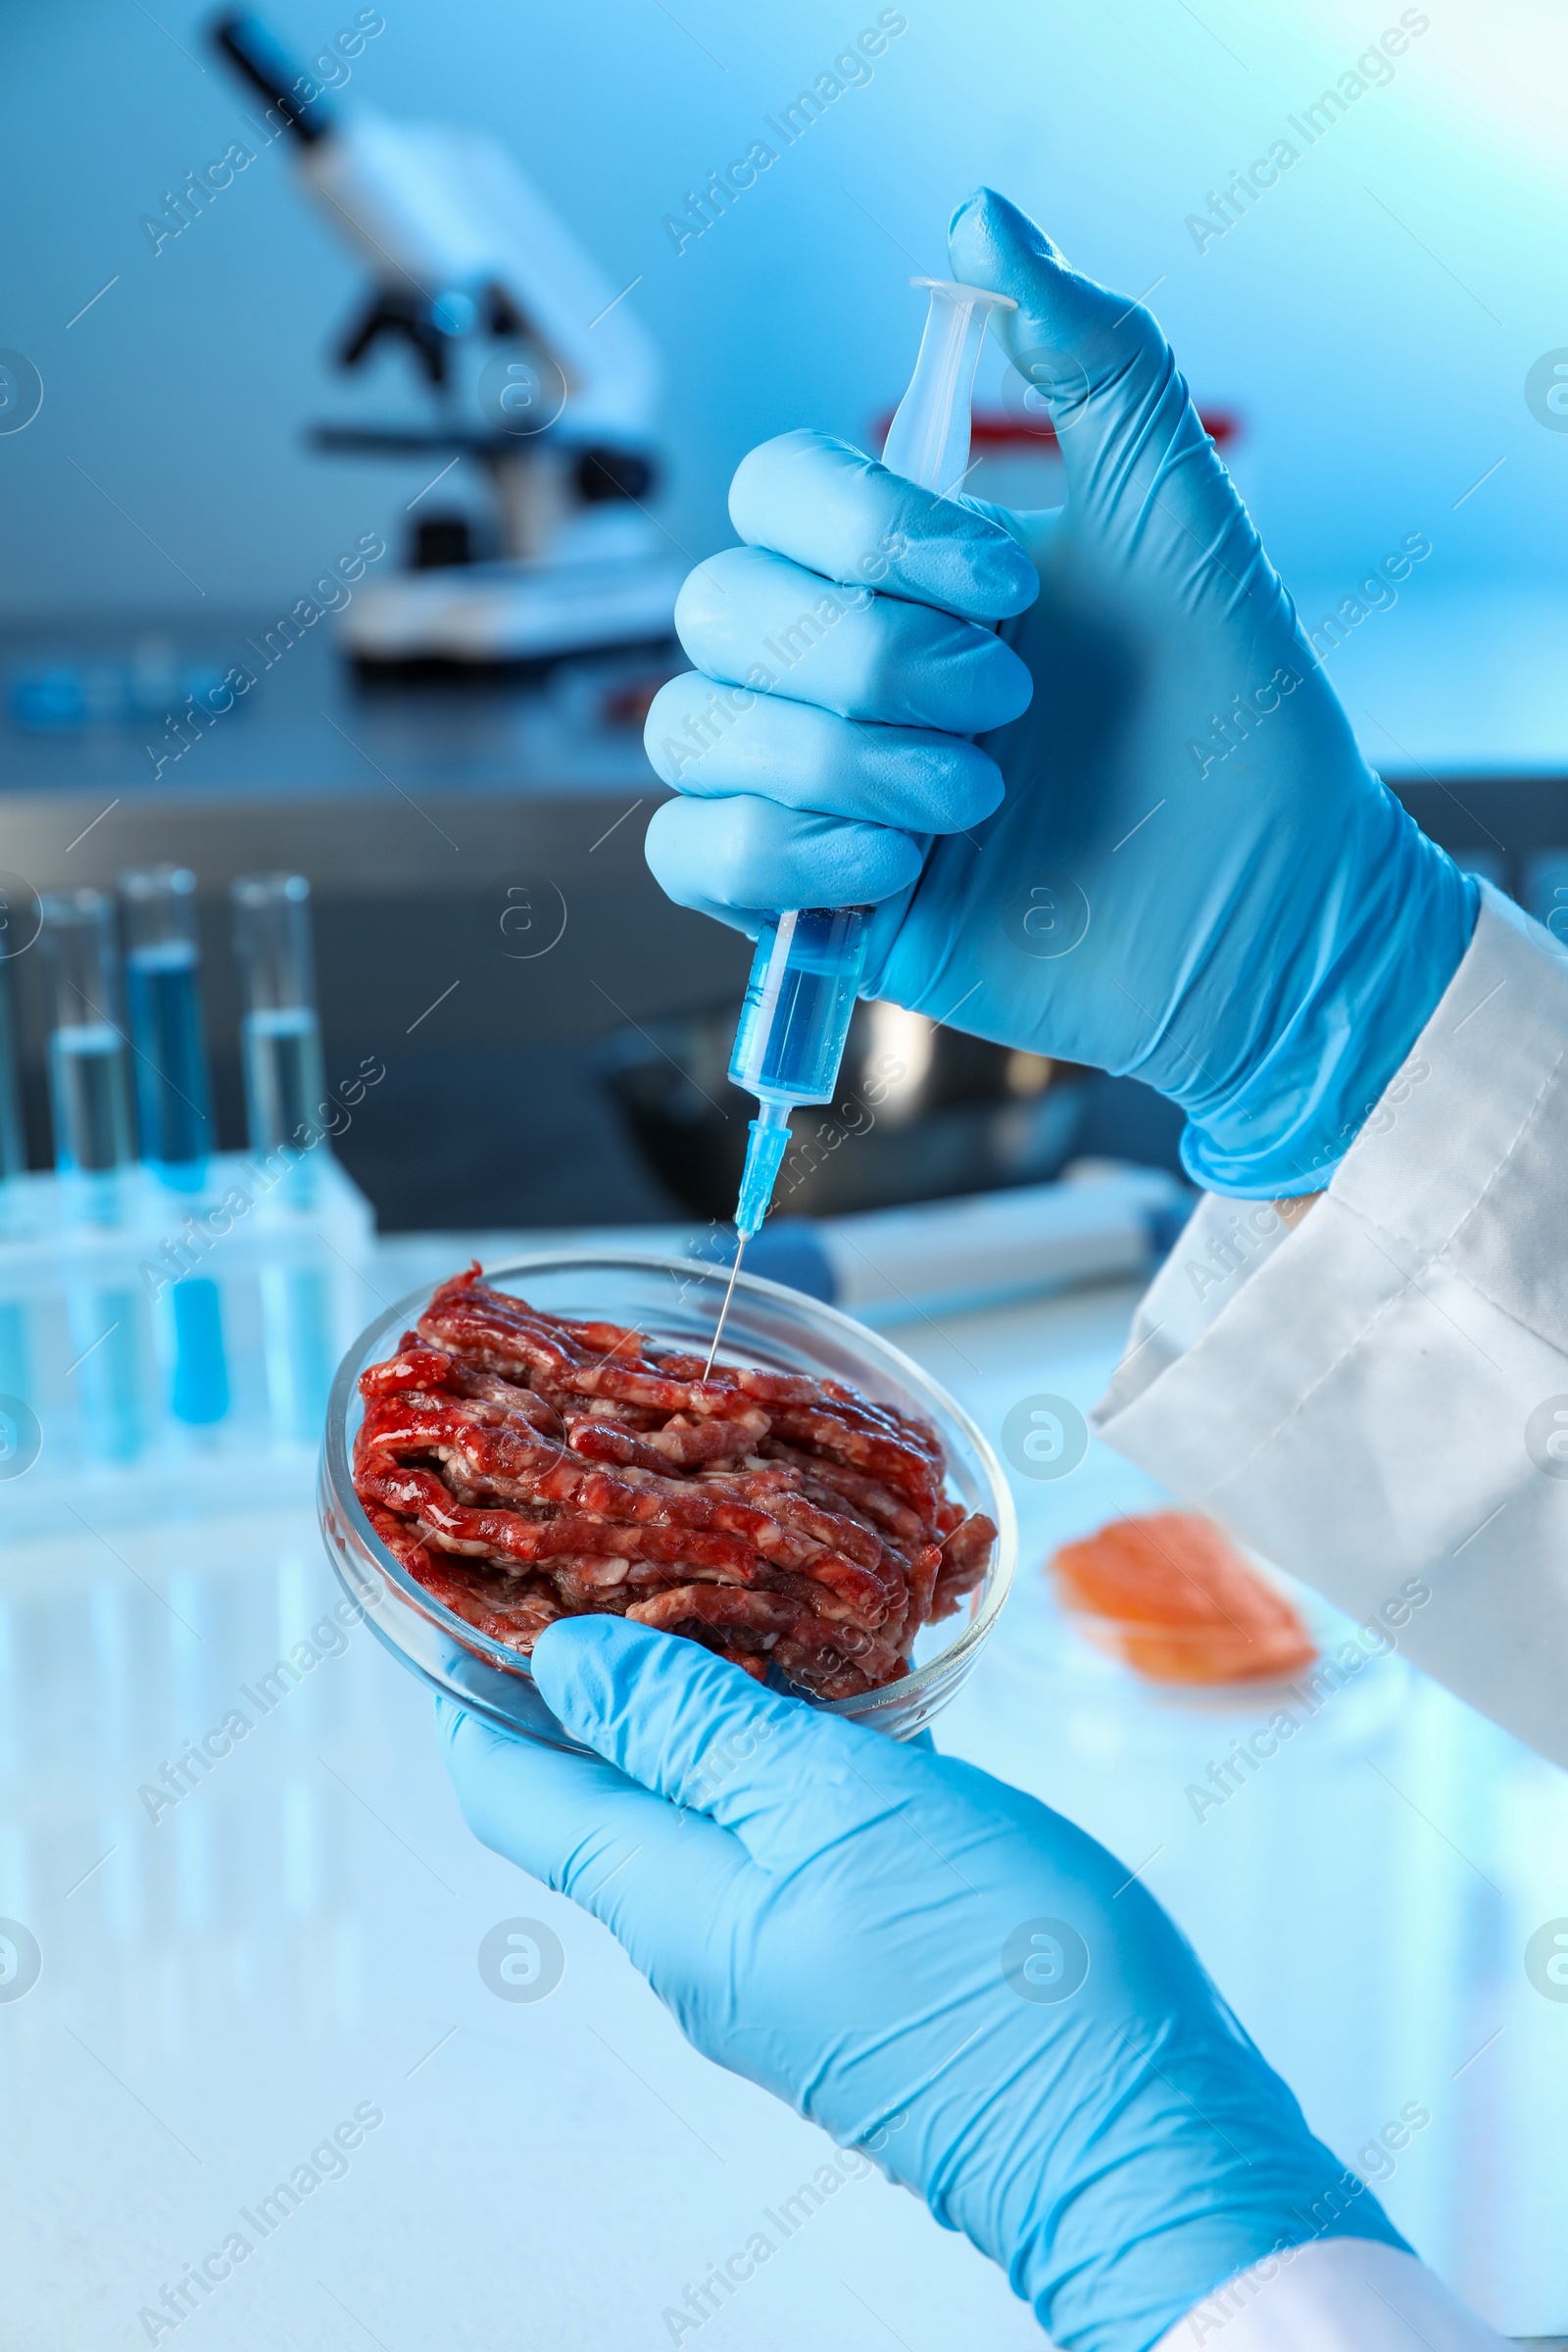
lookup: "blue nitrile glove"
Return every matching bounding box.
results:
[439,1618,1407,2352]
[643,188,1477,1197]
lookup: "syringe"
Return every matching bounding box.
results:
[705,275,1015,1372]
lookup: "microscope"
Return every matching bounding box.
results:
[212,12,681,672]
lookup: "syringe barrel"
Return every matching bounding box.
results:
[729,906,868,1107]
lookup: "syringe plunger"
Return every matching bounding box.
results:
[881,275,1017,497]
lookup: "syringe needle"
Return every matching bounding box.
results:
[704,1237,746,1380]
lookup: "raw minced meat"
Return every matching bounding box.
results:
[353,1267,997,1700]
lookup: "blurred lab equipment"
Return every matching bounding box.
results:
[734,1161,1191,1323]
[7,642,239,734]
[1523,847,1568,939]
[708,279,1017,1361]
[211,10,681,672]
[937,404,1241,515]
[604,999,1116,1218]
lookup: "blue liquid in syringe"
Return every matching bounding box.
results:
[730,907,866,1103]
[725,907,870,1249]
[126,942,214,1177]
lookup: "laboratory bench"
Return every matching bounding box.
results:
[0,1224,1563,2348]
[7,606,1568,1235]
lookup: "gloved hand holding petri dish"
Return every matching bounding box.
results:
[441,1619,1425,2352]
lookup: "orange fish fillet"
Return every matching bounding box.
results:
[1050,1510,1317,1685]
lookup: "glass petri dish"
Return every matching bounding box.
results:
[318,1250,1016,1747]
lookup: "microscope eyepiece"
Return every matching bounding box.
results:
[209,10,336,142]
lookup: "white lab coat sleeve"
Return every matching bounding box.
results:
[1154,2238,1508,2350]
[1094,882,1568,1769]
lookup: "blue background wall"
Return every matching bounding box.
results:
[2,0,1564,624]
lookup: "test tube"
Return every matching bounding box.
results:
[233,874,331,1440]
[0,953,30,1403]
[0,952,25,1186]
[40,891,135,1201]
[119,866,228,1429]
[39,891,146,1458]
[119,865,216,1188]
[231,873,325,1180]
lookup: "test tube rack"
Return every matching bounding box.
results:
[0,1148,374,1529]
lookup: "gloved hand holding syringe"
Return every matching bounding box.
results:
[703,275,1017,1369]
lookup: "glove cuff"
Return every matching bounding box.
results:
[1179,833,1479,1200]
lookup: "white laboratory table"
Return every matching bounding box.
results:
[2,1233,1565,2350]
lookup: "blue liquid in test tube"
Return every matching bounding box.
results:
[120,865,227,1425]
[120,865,215,1184]
[124,944,213,1173]
[708,275,1015,1364]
